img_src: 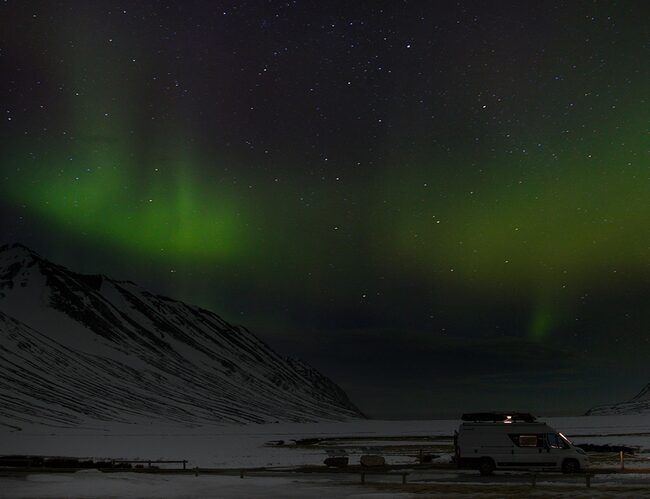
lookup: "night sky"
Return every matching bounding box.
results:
[2,1,649,418]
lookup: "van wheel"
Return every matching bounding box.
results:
[562,458,580,474]
[479,458,495,476]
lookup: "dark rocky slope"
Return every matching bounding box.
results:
[0,244,363,428]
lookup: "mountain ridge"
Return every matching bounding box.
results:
[586,383,650,416]
[0,243,364,428]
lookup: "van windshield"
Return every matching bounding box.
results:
[547,432,572,449]
[547,433,562,448]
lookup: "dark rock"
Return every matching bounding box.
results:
[296,438,322,446]
[324,456,349,468]
[419,453,437,463]
[360,455,385,467]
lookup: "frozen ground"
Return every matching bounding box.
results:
[1,419,460,469]
[3,414,650,497]
[4,415,650,468]
[4,469,650,498]
[0,472,391,499]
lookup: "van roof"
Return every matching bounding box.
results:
[460,421,548,428]
[461,412,536,423]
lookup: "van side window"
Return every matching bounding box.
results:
[518,435,538,447]
[508,433,546,447]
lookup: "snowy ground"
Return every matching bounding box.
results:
[4,470,650,498]
[1,419,459,469]
[0,472,385,499]
[3,415,650,497]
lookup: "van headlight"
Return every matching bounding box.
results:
[576,447,586,455]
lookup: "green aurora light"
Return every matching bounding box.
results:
[1,1,649,350]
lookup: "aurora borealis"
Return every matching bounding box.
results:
[2,1,649,417]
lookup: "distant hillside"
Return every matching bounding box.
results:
[586,384,650,416]
[0,243,364,428]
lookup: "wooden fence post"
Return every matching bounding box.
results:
[620,451,625,470]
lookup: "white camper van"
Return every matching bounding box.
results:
[455,412,589,475]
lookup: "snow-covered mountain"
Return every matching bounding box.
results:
[586,384,650,416]
[0,243,363,429]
